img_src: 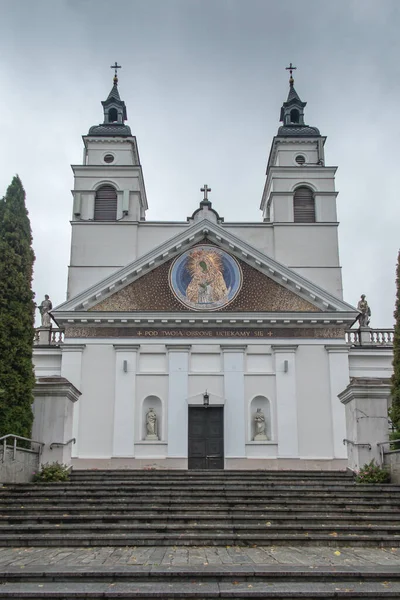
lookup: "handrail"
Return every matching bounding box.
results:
[49,438,76,450]
[343,438,372,450]
[0,434,44,463]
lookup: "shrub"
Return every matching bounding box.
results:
[33,462,70,483]
[355,459,390,484]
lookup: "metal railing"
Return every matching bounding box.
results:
[49,438,76,450]
[343,438,372,450]
[346,329,394,347]
[0,434,45,462]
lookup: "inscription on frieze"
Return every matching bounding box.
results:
[65,327,346,339]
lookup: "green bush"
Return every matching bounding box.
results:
[33,462,70,483]
[355,459,390,484]
[389,430,400,451]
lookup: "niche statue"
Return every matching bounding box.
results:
[253,408,268,441]
[145,407,159,441]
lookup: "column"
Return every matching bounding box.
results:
[272,345,298,457]
[339,378,391,471]
[167,345,190,458]
[325,345,350,459]
[221,345,246,459]
[112,345,139,457]
[32,377,81,465]
[61,344,85,457]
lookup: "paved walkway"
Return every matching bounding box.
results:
[1,546,400,568]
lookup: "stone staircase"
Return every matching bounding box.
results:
[1,470,400,597]
[0,470,400,548]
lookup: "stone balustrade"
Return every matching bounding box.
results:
[345,328,394,347]
[34,328,65,346]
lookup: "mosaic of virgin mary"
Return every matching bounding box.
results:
[169,245,242,310]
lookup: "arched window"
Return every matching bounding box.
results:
[290,108,300,123]
[94,185,117,221]
[108,108,118,123]
[293,187,315,223]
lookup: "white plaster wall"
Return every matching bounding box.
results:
[224,225,274,256]
[349,349,394,379]
[295,344,334,458]
[274,225,340,267]
[291,267,343,299]
[67,266,121,299]
[70,223,139,267]
[33,349,62,377]
[137,224,188,256]
[78,344,115,457]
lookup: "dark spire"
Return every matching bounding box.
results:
[88,63,131,137]
[278,64,320,137]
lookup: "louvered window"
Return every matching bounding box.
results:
[293,187,315,223]
[94,185,117,221]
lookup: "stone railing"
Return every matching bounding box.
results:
[34,328,64,346]
[346,328,394,347]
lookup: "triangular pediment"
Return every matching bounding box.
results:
[52,219,357,327]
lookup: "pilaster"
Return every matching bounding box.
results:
[325,345,349,459]
[112,345,139,457]
[272,345,298,457]
[166,345,191,459]
[221,345,246,459]
[61,344,85,457]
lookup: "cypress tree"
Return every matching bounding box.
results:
[390,251,400,435]
[0,176,35,439]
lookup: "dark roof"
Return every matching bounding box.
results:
[88,123,132,137]
[277,125,320,137]
[106,84,121,102]
[286,84,302,104]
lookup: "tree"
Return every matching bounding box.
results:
[0,176,35,439]
[389,251,400,442]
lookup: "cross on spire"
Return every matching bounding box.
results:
[201,184,211,201]
[285,62,296,84]
[110,62,122,84]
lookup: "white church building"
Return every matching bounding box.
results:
[32,68,394,471]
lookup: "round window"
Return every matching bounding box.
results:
[295,155,306,165]
[104,154,115,164]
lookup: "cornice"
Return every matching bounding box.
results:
[54,310,354,328]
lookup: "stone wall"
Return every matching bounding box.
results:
[0,447,39,484]
[384,451,400,484]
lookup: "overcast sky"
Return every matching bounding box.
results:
[0,0,399,327]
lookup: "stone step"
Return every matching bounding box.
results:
[1,499,397,510]
[0,519,400,536]
[0,532,399,547]
[0,484,400,502]
[1,514,399,526]
[0,566,400,600]
[1,564,399,583]
[1,579,399,598]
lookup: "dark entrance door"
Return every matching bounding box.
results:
[188,407,224,470]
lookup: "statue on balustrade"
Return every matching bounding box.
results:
[253,408,268,441]
[38,295,52,328]
[357,294,371,328]
[145,407,159,440]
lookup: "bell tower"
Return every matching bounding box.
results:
[67,65,148,299]
[260,65,343,298]
[71,63,147,223]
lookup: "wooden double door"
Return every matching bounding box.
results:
[188,407,224,470]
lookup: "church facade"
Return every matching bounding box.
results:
[33,70,393,470]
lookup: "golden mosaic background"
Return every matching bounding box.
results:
[90,254,319,313]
